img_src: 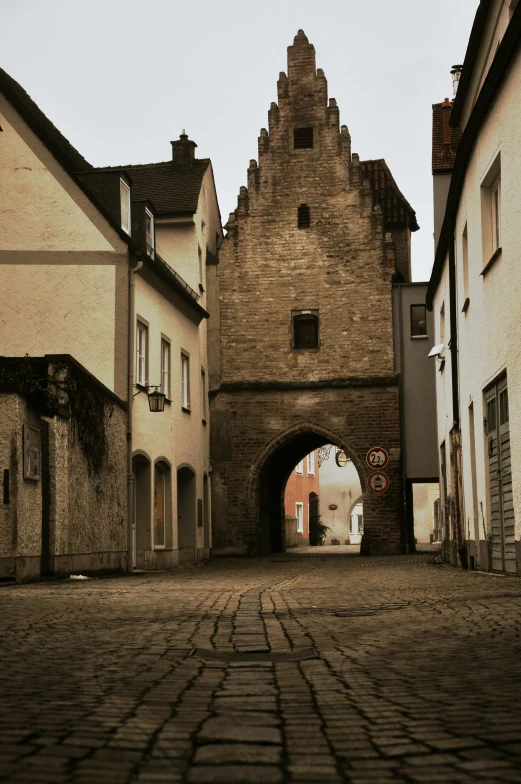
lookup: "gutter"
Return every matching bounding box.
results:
[127,254,143,573]
[427,1,521,310]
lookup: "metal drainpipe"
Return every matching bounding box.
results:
[127,256,143,573]
[397,284,409,553]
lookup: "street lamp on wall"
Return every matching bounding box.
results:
[133,385,166,412]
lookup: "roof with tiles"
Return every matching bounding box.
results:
[360,159,419,232]
[432,102,462,173]
[92,159,211,216]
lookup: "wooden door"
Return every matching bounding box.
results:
[486,378,516,573]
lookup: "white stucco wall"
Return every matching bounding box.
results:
[319,449,362,544]
[0,95,129,398]
[454,42,521,546]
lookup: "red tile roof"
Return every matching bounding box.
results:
[360,159,419,232]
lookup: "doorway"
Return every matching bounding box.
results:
[486,377,516,573]
[177,465,196,560]
[133,454,151,570]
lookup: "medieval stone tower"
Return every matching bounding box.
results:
[207,30,419,556]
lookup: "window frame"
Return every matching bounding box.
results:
[298,204,310,228]
[201,367,207,423]
[120,178,131,235]
[295,502,304,533]
[295,460,304,475]
[160,337,171,399]
[181,351,191,411]
[145,207,155,258]
[292,310,319,351]
[480,152,501,268]
[307,451,315,476]
[23,424,41,480]
[136,319,149,388]
[491,174,501,253]
[294,127,314,149]
[410,304,428,339]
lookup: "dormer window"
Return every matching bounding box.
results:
[120,179,131,234]
[294,127,313,149]
[145,208,155,257]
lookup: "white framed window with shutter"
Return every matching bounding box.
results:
[136,321,148,387]
[161,338,170,398]
[181,351,190,409]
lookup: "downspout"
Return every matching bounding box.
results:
[448,230,467,567]
[397,284,409,553]
[127,255,143,572]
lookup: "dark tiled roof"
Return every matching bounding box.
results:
[360,159,419,232]
[0,68,92,174]
[432,102,462,172]
[93,160,210,216]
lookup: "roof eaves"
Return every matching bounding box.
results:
[427,2,521,309]
[144,253,209,319]
[450,0,493,127]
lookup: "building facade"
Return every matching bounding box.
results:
[208,31,420,556]
[427,0,521,574]
[0,70,220,578]
[284,450,320,541]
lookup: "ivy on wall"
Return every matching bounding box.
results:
[0,359,113,477]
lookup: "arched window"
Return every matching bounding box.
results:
[293,312,319,350]
[298,204,310,228]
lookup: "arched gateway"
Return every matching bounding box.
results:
[207,31,419,556]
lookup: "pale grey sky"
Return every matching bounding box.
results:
[3,0,478,280]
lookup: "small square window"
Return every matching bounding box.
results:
[24,425,41,480]
[411,305,427,338]
[120,179,131,234]
[293,312,319,349]
[294,127,313,149]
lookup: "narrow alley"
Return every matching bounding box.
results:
[2,550,521,783]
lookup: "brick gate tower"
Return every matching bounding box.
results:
[207,31,419,556]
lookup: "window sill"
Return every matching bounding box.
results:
[411,335,428,340]
[481,247,502,277]
[292,347,320,352]
[202,418,207,426]
[199,283,205,293]
[135,382,148,392]
[462,297,470,314]
[182,406,191,414]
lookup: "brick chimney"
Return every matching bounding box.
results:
[171,131,197,163]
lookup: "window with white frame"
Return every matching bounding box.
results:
[296,460,303,475]
[491,175,501,253]
[201,368,207,421]
[136,321,148,386]
[120,179,131,234]
[24,425,41,480]
[145,208,155,257]
[295,502,304,533]
[181,352,190,409]
[161,339,170,398]
[307,451,315,475]
[480,153,501,265]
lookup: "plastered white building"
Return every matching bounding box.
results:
[427,0,521,574]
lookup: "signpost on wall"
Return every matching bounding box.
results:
[366,447,389,470]
[367,471,390,494]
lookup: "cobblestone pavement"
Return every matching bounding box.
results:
[2,551,521,784]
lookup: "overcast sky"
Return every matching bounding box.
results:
[3,0,478,280]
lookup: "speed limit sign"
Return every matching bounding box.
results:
[366,447,389,470]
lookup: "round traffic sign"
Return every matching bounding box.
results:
[367,471,390,494]
[366,446,389,470]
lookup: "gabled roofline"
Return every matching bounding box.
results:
[450,0,493,128]
[427,1,521,309]
[0,69,207,317]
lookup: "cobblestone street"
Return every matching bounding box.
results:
[2,550,521,783]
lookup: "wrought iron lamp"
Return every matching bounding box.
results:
[133,385,166,412]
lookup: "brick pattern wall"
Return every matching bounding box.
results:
[208,31,409,554]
